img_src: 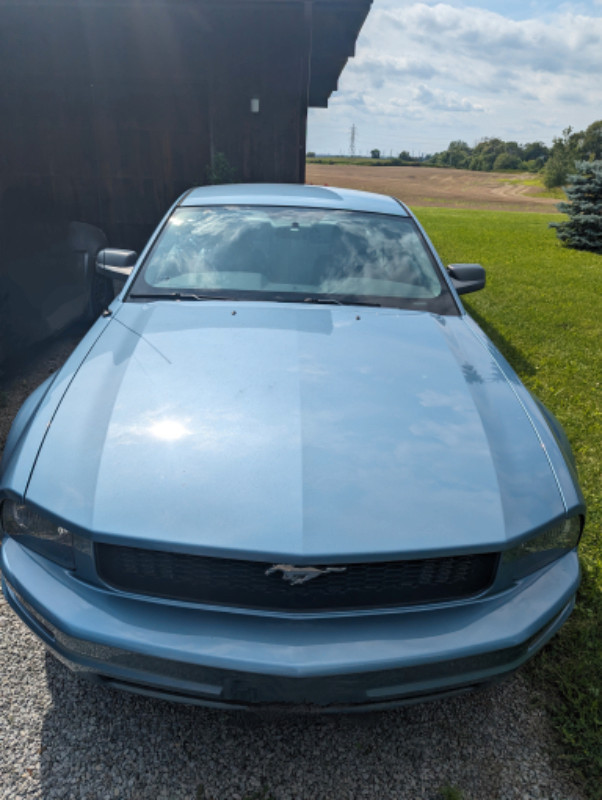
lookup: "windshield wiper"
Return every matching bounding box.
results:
[299,296,382,308]
[303,296,382,308]
[129,292,231,302]
[303,297,343,305]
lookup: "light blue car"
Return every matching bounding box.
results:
[0,184,585,711]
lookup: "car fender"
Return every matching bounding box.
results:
[463,315,585,517]
[531,395,583,493]
[0,314,114,497]
[518,390,585,518]
[1,374,57,473]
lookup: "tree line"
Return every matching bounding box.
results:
[399,120,602,188]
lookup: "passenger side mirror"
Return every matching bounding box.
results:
[96,249,138,282]
[447,263,486,295]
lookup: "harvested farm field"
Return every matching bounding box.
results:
[306,165,558,213]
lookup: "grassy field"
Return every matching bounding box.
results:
[415,206,602,794]
[307,156,411,166]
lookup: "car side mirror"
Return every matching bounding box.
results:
[447,263,486,295]
[96,248,138,282]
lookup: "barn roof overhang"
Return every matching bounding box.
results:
[308,0,372,107]
[200,0,372,108]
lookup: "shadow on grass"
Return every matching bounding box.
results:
[464,301,536,378]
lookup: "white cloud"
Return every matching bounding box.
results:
[347,55,440,87]
[307,0,602,156]
[412,84,486,113]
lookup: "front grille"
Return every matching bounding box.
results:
[95,544,498,611]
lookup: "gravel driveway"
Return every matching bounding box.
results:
[0,333,584,800]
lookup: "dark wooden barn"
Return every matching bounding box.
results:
[0,0,372,249]
[0,0,371,363]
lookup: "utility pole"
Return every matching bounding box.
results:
[349,124,357,157]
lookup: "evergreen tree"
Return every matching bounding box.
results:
[550,160,602,253]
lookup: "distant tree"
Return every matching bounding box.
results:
[370,148,381,159]
[445,140,471,168]
[523,141,549,163]
[550,160,602,253]
[493,152,523,171]
[543,127,579,188]
[544,157,568,188]
[580,120,602,161]
[428,140,471,169]
[469,138,506,171]
[306,151,316,158]
[504,141,523,159]
[398,150,414,162]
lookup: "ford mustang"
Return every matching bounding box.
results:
[0,184,585,711]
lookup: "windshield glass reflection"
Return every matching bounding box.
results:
[131,206,456,313]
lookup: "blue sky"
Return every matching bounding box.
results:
[307,0,602,156]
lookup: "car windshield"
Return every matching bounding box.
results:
[129,205,457,313]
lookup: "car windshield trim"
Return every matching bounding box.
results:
[127,288,445,312]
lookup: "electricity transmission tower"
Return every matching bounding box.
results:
[349,124,357,157]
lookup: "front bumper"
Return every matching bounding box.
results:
[1,538,579,711]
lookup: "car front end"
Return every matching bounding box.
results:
[1,526,580,710]
[0,184,585,711]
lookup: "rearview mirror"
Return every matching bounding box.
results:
[447,263,486,295]
[96,249,138,282]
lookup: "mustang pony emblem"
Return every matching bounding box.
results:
[265,564,347,586]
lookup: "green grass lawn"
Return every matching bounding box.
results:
[415,206,602,795]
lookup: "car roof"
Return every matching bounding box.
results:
[181,184,408,216]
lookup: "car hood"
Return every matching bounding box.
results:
[26,302,564,561]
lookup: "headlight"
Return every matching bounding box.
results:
[503,516,583,579]
[1,500,75,569]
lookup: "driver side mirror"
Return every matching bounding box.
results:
[96,249,138,282]
[447,263,486,295]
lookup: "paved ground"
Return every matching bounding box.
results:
[0,329,585,800]
[306,165,559,213]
